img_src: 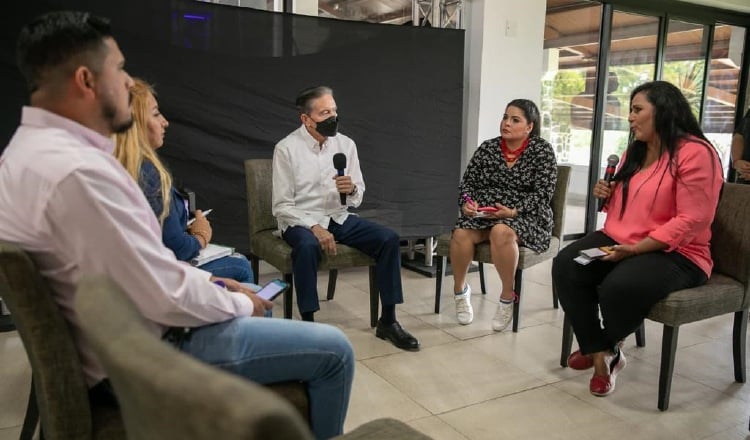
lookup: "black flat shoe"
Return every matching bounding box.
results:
[375,319,420,351]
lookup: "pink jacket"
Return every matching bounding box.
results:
[603,137,723,276]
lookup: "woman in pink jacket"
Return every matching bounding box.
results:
[552,81,723,397]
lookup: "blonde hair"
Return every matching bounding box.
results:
[114,78,173,224]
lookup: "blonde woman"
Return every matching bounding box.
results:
[115,79,256,286]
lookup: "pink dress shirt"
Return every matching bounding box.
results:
[603,137,724,276]
[0,107,253,386]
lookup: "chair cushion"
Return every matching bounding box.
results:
[251,230,376,274]
[435,234,560,270]
[647,273,745,326]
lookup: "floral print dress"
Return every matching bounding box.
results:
[455,135,557,253]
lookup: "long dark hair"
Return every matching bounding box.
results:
[613,81,718,216]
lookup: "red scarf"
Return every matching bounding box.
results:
[500,137,530,163]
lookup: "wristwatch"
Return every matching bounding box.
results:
[348,185,358,196]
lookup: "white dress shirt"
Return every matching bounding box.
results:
[272,125,365,231]
[0,107,253,386]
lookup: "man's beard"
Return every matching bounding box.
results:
[102,93,134,134]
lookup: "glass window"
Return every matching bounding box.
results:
[663,20,708,120]
[703,25,746,178]
[541,2,603,236]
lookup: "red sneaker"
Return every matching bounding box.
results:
[589,349,627,397]
[567,350,594,370]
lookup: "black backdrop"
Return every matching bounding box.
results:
[0,0,464,254]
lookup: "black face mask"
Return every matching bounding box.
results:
[315,116,339,137]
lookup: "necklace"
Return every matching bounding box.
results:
[500,138,530,163]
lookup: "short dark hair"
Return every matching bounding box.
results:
[507,99,541,137]
[16,11,112,93]
[295,86,333,114]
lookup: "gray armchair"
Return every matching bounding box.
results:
[75,275,433,440]
[434,165,571,332]
[560,182,750,410]
[0,241,125,440]
[245,159,380,327]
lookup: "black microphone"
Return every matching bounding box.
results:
[598,154,619,212]
[333,153,347,205]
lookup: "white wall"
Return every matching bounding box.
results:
[293,0,318,16]
[462,0,546,166]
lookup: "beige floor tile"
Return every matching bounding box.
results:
[338,313,457,360]
[551,358,750,439]
[655,339,750,403]
[467,323,589,384]
[0,426,22,440]
[344,362,430,432]
[406,416,469,440]
[439,386,629,440]
[363,341,544,414]
[701,422,749,440]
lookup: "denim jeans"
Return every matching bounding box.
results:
[282,215,403,314]
[199,253,254,283]
[174,317,354,439]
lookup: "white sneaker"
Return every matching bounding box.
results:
[492,299,514,332]
[454,284,474,325]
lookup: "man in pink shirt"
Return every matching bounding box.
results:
[552,81,723,398]
[0,11,353,439]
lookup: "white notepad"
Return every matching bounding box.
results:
[190,243,234,266]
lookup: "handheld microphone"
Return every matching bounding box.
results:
[598,154,619,212]
[333,153,347,205]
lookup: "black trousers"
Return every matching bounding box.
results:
[552,231,707,355]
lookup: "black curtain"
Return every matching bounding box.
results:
[0,0,464,254]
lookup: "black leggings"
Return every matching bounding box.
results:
[552,231,707,355]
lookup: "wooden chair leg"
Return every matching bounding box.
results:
[20,378,37,440]
[733,309,748,383]
[326,269,338,300]
[512,269,522,332]
[283,273,294,319]
[369,266,379,328]
[635,321,646,347]
[434,256,446,314]
[250,254,260,285]
[658,324,679,411]
[561,314,574,367]
[478,263,487,294]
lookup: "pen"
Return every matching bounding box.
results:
[187,209,212,226]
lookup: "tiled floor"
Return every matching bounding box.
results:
[1,257,748,439]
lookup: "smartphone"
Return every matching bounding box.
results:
[579,246,613,259]
[256,279,289,301]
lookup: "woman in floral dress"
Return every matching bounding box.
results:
[450,99,557,330]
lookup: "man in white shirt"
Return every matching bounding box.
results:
[272,86,419,351]
[0,12,353,439]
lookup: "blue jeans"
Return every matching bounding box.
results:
[174,317,354,439]
[200,253,254,283]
